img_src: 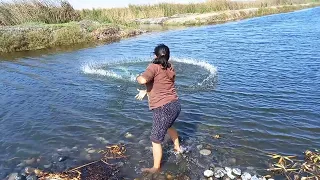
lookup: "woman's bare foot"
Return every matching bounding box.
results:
[141,167,160,173]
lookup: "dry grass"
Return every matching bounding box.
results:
[0,0,80,26]
[79,0,319,24]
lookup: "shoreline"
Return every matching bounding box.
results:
[0,3,319,54]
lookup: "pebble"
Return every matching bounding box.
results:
[196,145,203,150]
[214,167,226,178]
[85,154,91,161]
[145,146,153,151]
[102,140,109,144]
[227,157,236,165]
[14,174,26,180]
[8,173,18,180]
[17,163,25,167]
[227,172,236,179]
[43,164,51,169]
[88,149,96,154]
[225,167,232,173]
[125,132,134,138]
[204,170,214,177]
[199,149,211,156]
[24,158,36,165]
[138,139,147,144]
[24,167,35,174]
[57,147,70,152]
[241,172,252,180]
[26,175,37,180]
[232,168,241,176]
[251,175,260,180]
[58,156,68,162]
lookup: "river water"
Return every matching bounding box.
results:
[1,7,320,179]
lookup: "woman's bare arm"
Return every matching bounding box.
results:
[137,75,147,84]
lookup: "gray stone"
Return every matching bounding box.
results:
[125,132,134,138]
[199,149,211,156]
[196,144,203,150]
[241,172,252,180]
[225,167,232,173]
[24,158,36,165]
[214,167,226,178]
[88,149,96,154]
[228,157,237,165]
[58,156,68,162]
[232,168,242,176]
[43,164,51,169]
[251,175,260,180]
[8,173,18,180]
[26,175,37,180]
[204,170,214,177]
[227,172,236,179]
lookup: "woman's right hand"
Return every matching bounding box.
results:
[135,89,147,101]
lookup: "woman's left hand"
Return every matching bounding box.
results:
[135,89,147,101]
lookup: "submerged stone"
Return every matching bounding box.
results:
[58,156,68,162]
[199,149,211,156]
[8,173,18,180]
[225,167,232,173]
[214,167,226,178]
[125,132,134,138]
[204,169,214,177]
[251,175,260,180]
[241,172,251,180]
[232,168,242,176]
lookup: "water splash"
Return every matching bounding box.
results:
[81,57,218,87]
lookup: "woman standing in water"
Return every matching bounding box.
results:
[135,44,182,173]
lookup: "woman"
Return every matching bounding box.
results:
[136,44,182,173]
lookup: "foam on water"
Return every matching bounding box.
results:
[81,57,217,86]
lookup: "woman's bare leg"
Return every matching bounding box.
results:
[167,127,181,152]
[141,142,162,173]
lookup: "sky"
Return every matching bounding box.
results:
[68,0,206,9]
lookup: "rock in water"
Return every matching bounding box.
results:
[241,172,252,180]
[251,175,260,180]
[14,174,27,180]
[8,173,18,180]
[227,172,236,179]
[199,149,211,156]
[58,156,68,162]
[225,167,232,173]
[197,145,203,150]
[214,167,226,178]
[232,168,241,176]
[204,170,214,177]
[24,158,36,165]
[26,175,37,180]
[88,149,96,154]
[228,157,237,165]
[125,132,134,138]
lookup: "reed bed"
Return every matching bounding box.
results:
[0,0,318,26]
[79,0,319,24]
[0,0,80,26]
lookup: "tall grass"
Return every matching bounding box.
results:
[0,0,318,26]
[0,0,80,26]
[80,0,319,24]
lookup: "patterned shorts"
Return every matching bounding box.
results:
[150,100,181,143]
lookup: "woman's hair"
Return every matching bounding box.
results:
[152,44,171,69]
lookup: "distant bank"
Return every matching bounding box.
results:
[0,1,319,53]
